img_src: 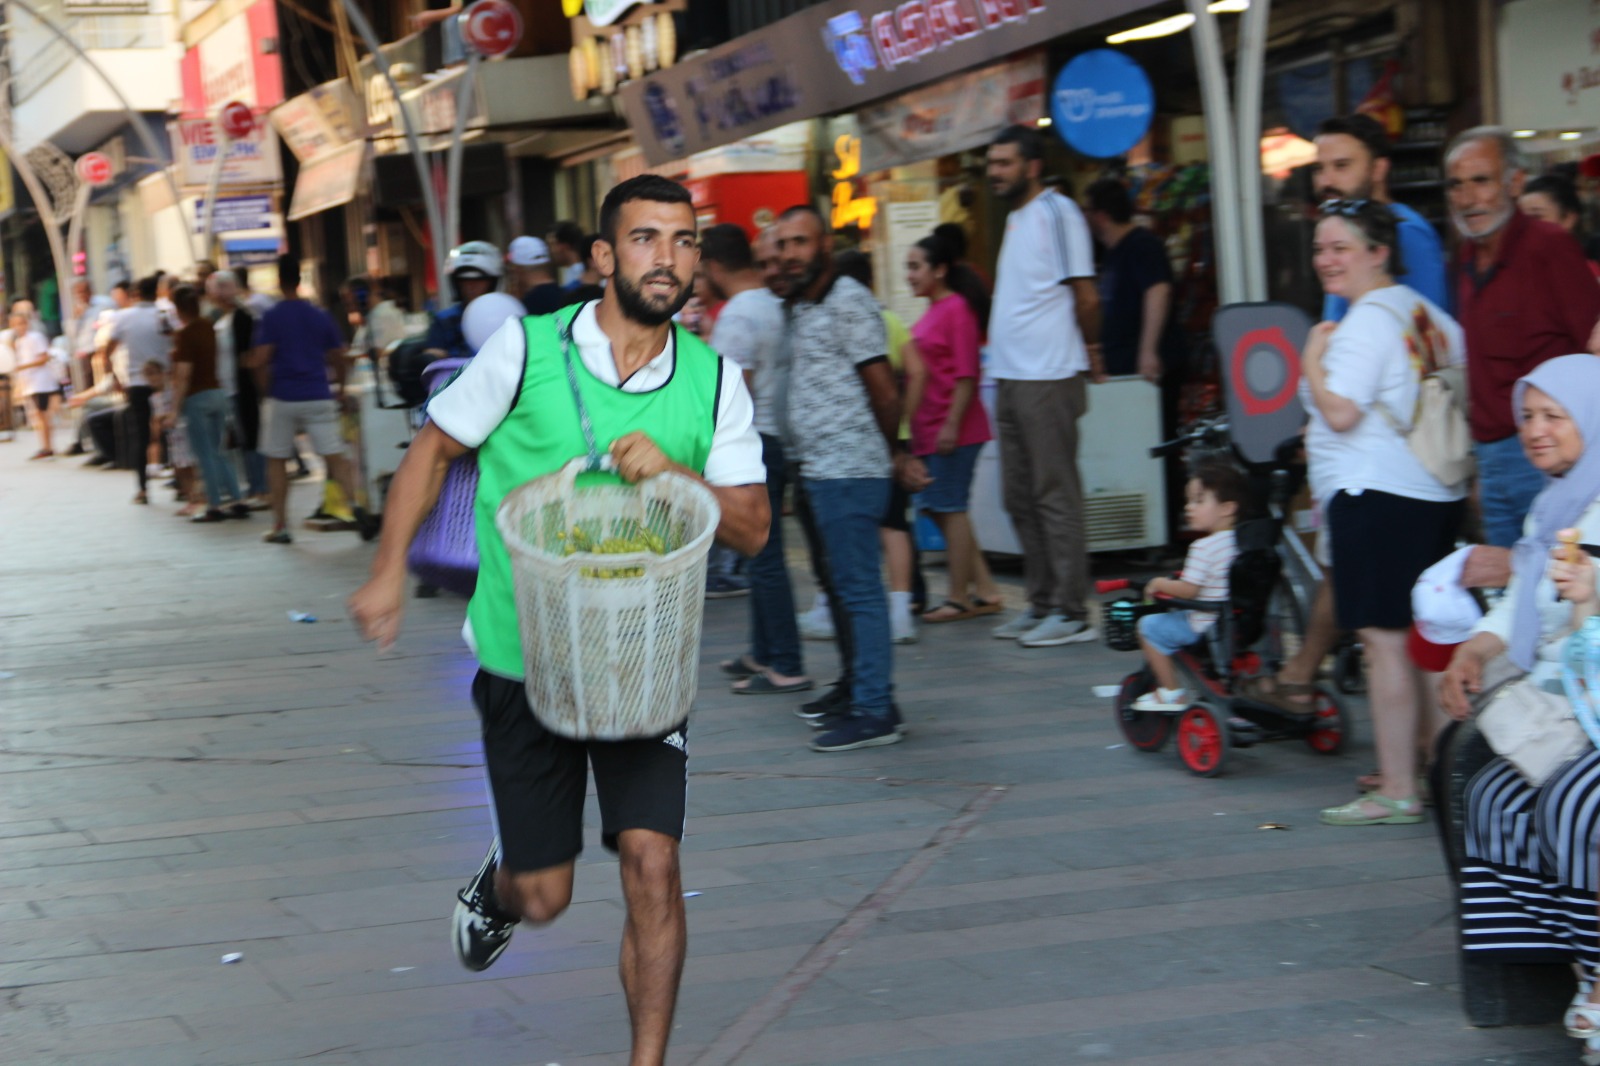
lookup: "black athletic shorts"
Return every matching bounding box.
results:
[880,474,910,532]
[471,670,687,873]
[30,390,58,413]
[1326,489,1463,631]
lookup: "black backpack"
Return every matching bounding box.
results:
[385,335,433,408]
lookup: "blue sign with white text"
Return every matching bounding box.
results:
[1050,49,1154,159]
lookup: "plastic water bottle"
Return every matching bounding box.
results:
[1562,615,1600,747]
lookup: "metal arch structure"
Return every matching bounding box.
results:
[3,0,198,265]
[25,141,80,220]
[0,130,76,328]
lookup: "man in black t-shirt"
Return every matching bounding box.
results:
[506,236,566,316]
[1084,178,1188,542]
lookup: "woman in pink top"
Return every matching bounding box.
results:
[905,235,1002,623]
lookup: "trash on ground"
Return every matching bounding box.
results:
[683,891,702,898]
[1257,823,1291,831]
[0,671,14,679]
[288,611,317,623]
[390,966,414,973]
[1106,744,1125,750]
[220,952,243,964]
[1092,684,1121,698]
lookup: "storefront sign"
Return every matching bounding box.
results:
[830,136,877,230]
[621,0,1156,165]
[0,148,16,220]
[1498,0,1600,131]
[173,116,282,189]
[359,34,428,147]
[584,0,658,28]
[858,52,1043,171]
[192,194,274,233]
[271,81,362,164]
[180,0,284,116]
[1049,49,1153,159]
[287,142,364,221]
[568,0,681,99]
[399,65,487,151]
[65,0,148,12]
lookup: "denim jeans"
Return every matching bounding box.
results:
[748,435,803,675]
[1475,435,1544,548]
[183,388,242,508]
[803,477,892,715]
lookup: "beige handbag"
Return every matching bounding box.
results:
[1476,678,1593,786]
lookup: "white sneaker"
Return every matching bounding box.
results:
[1018,614,1099,647]
[1131,687,1189,711]
[992,611,1043,640]
[891,610,918,645]
[798,605,835,641]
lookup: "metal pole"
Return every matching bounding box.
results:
[1185,0,1245,306]
[443,50,480,256]
[64,180,91,281]
[337,0,449,295]
[199,113,229,259]
[6,0,197,265]
[1234,0,1271,301]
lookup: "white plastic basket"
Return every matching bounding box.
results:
[495,458,721,740]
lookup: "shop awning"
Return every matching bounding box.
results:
[223,237,282,266]
[619,0,1164,165]
[287,141,364,222]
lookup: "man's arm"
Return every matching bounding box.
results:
[857,358,901,451]
[348,422,470,648]
[1136,281,1173,384]
[1069,277,1104,381]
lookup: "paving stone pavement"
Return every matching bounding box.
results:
[0,441,1576,1065]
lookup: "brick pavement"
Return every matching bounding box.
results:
[0,441,1574,1064]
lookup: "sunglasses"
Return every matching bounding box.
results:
[1318,198,1372,217]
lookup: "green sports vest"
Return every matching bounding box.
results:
[467,304,722,677]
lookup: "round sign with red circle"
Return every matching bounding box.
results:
[1230,326,1302,416]
[461,0,523,58]
[220,101,255,141]
[75,152,112,186]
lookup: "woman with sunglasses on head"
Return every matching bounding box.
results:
[1303,199,1469,826]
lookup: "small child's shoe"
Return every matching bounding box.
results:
[1131,687,1188,711]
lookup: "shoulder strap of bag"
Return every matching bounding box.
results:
[1357,296,1449,437]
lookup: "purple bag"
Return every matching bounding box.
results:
[406,359,479,596]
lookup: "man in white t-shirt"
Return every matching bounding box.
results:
[701,222,811,693]
[985,125,1103,648]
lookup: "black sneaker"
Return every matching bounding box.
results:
[795,683,849,723]
[353,506,380,543]
[809,712,904,752]
[452,841,519,972]
[811,702,906,734]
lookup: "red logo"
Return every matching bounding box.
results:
[220,101,255,141]
[75,153,112,186]
[461,0,523,58]
[1231,327,1301,416]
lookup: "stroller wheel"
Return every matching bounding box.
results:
[1115,668,1173,752]
[1176,705,1229,777]
[1303,686,1349,755]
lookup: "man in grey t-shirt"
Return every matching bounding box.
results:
[703,224,811,694]
[775,205,918,751]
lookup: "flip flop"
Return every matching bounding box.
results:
[732,673,815,695]
[922,599,976,623]
[720,655,764,679]
[967,597,1005,617]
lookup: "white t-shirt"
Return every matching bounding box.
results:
[13,331,53,395]
[710,287,786,437]
[1302,284,1467,505]
[109,303,172,388]
[0,330,14,375]
[427,301,765,487]
[215,311,238,396]
[1179,528,1239,631]
[988,189,1096,381]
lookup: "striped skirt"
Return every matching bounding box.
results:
[1461,749,1600,971]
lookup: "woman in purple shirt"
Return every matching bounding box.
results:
[904,234,1002,623]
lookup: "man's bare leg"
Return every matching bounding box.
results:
[498,860,575,925]
[1278,575,1340,692]
[616,829,686,1066]
[267,457,290,532]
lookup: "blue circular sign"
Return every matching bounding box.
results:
[1050,49,1155,159]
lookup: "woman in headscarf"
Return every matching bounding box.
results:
[1444,355,1600,1061]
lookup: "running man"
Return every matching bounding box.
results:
[348,175,768,1066]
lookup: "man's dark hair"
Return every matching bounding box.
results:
[932,222,968,261]
[277,253,301,291]
[1316,113,1392,161]
[170,284,201,319]
[111,280,131,297]
[597,175,694,245]
[833,249,872,289]
[1191,459,1257,518]
[992,124,1045,163]
[1085,178,1135,225]
[549,220,585,249]
[779,202,825,226]
[700,223,754,271]
[1525,173,1584,220]
[136,275,158,302]
[577,234,601,268]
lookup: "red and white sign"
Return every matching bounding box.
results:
[220,100,255,140]
[75,152,113,186]
[172,117,282,189]
[179,0,284,117]
[461,0,523,58]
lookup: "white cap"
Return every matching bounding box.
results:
[1411,546,1483,645]
[507,236,551,267]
